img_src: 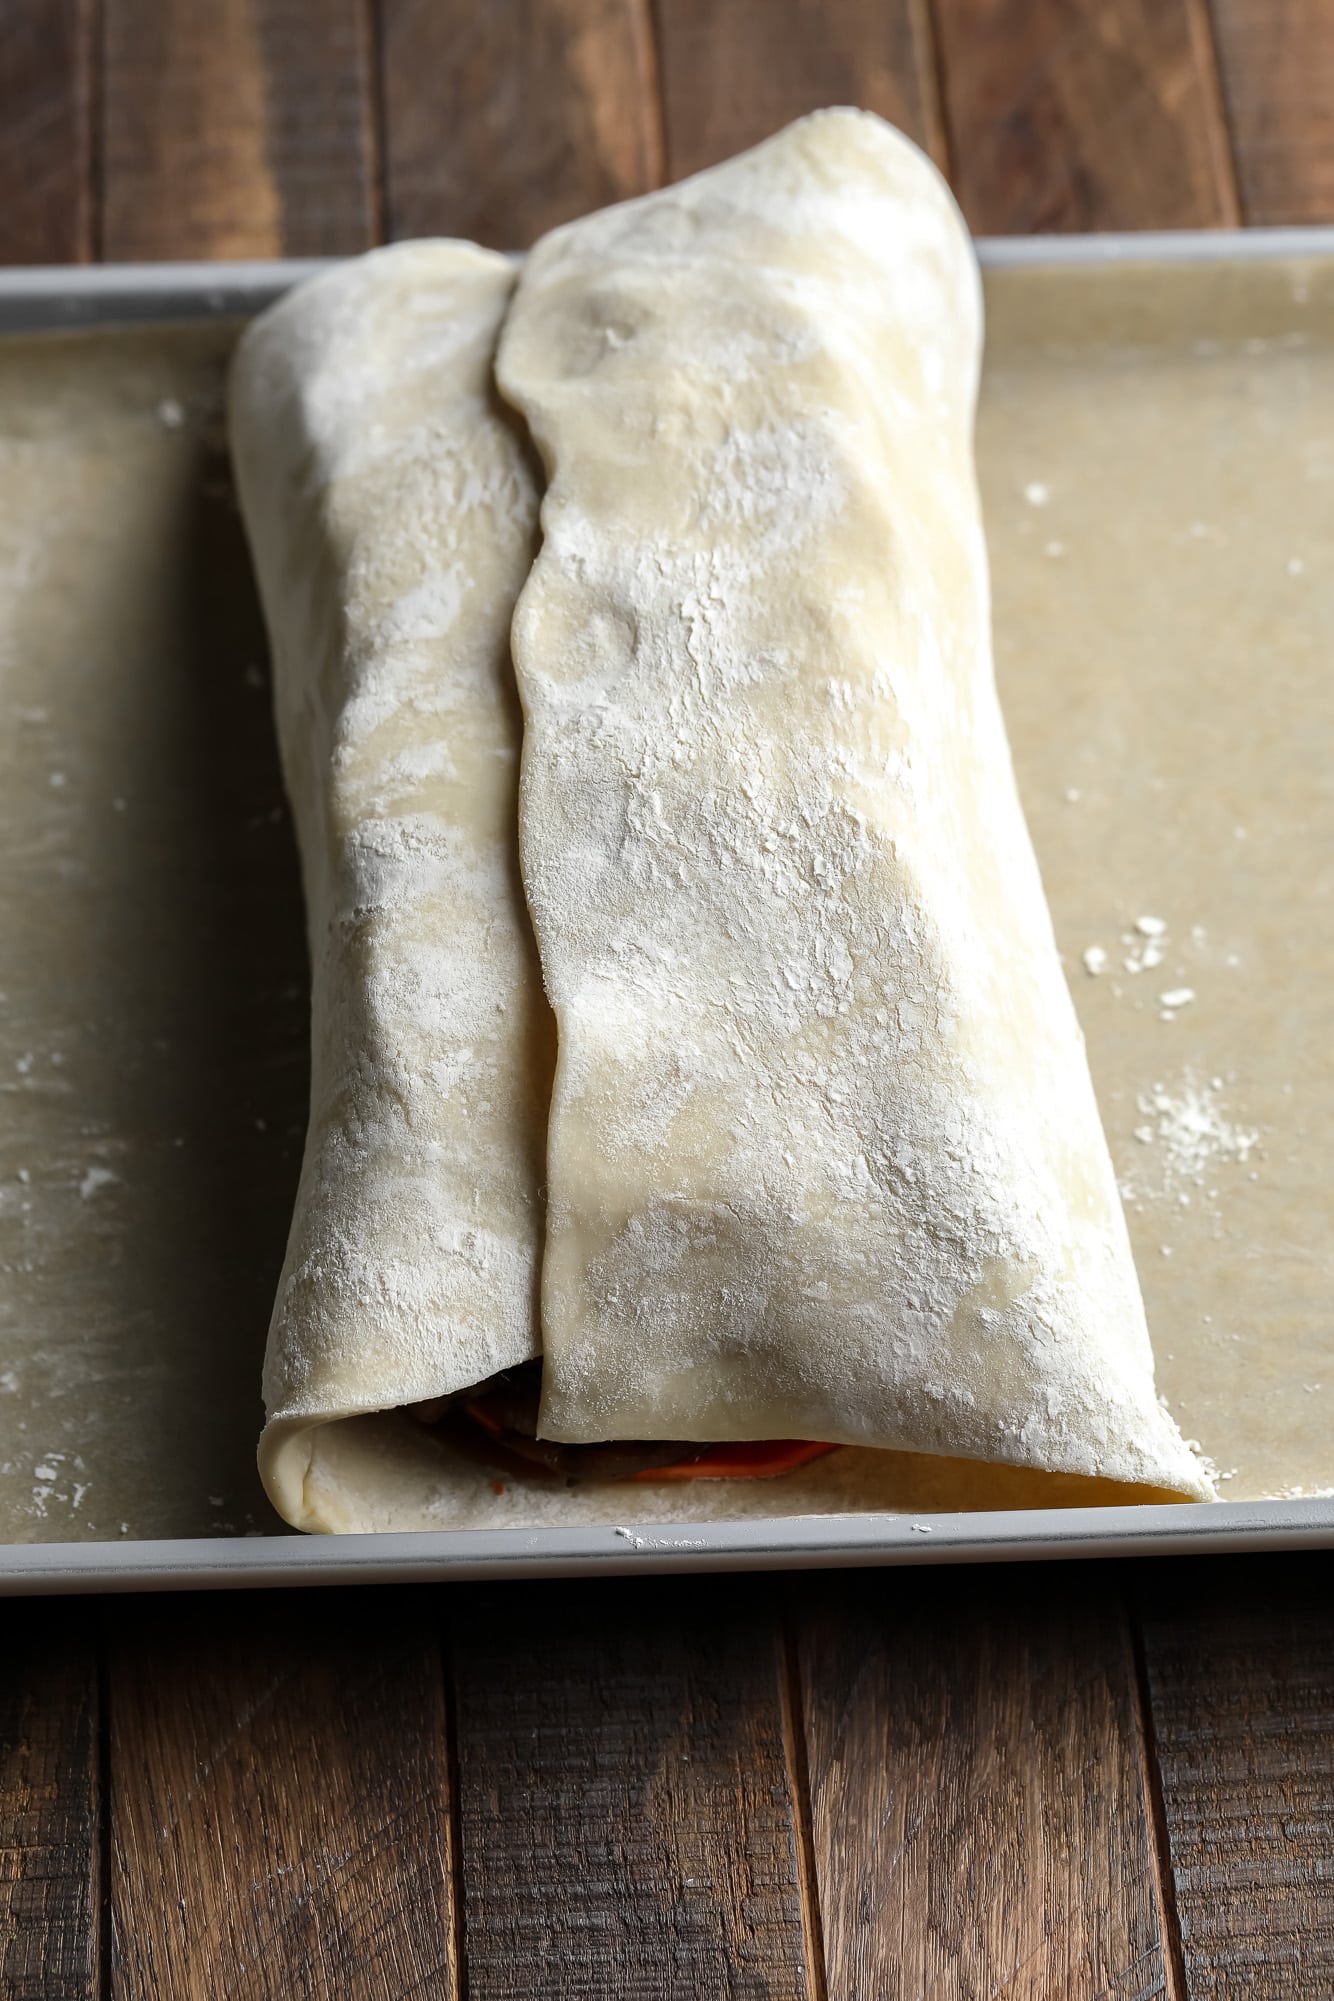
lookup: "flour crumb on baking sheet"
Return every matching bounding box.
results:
[1121,916,1170,975]
[78,1165,118,1199]
[1082,945,1107,976]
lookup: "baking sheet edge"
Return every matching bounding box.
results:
[2,237,1331,1587]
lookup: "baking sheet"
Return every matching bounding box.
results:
[0,235,1331,1585]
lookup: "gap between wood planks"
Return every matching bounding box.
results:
[1129,1611,1190,2001]
[779,1620,830,2001]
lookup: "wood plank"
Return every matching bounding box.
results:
[379,0,661,247]
[451,1577,810,2000]
[107,1591,455,2001]
[932,0,1238,232]
[1139,1555,1334,1999]
[0,1603,98,2001]
[0,0,95,263]
[1211,1,1334,224]
[654,0,945,180]
[796,1566,1171,2001]
[101,0,377,260]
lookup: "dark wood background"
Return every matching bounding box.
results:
[2,2,1333,1995]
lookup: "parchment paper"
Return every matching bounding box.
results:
[0,252,1330,1539]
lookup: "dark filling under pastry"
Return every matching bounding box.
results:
[409,1361,837,1484]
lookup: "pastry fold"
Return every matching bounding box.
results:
[497,110,1209,1499]
[230,243,551,1530]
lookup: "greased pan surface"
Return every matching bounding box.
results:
[0,236,1330,1584]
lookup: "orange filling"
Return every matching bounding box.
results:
[629,1439,838,1481]
[458,1390,837,1482]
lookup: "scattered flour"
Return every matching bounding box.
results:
[78,1165,118,1199]
[613,1526,707,1551]
[1081,945,1107,976]
[1126,1073,1259,1202]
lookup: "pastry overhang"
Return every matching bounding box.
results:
[497,109,1209,1499]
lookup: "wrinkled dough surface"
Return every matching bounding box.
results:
[498,110,1209,1498]
[230,242,552,1530]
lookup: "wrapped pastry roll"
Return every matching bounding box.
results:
[498,110,1209,1497]
[230,243,552,1529]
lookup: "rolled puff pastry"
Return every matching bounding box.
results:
[498,110,1210,1498]
[230,242,551,1529]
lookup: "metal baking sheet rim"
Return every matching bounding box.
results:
[1,232,1331,1592]
[6,223,1334,327]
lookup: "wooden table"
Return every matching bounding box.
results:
[1,3,1332,1995]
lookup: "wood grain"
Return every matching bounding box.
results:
[654,0,945,180]
[0,0,95,263]
[450,1578,809,2000]
[1211,1,1334,224]
[796,1567,1171,2001]
[0,1605,98,2001]
[932,0,1238,232]
[379,0,661,247]
[1140,1556,1334,1999]
[106,1591,454,2001]
[102,0,377,259]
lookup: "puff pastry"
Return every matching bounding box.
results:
[234,116,1208,1529]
